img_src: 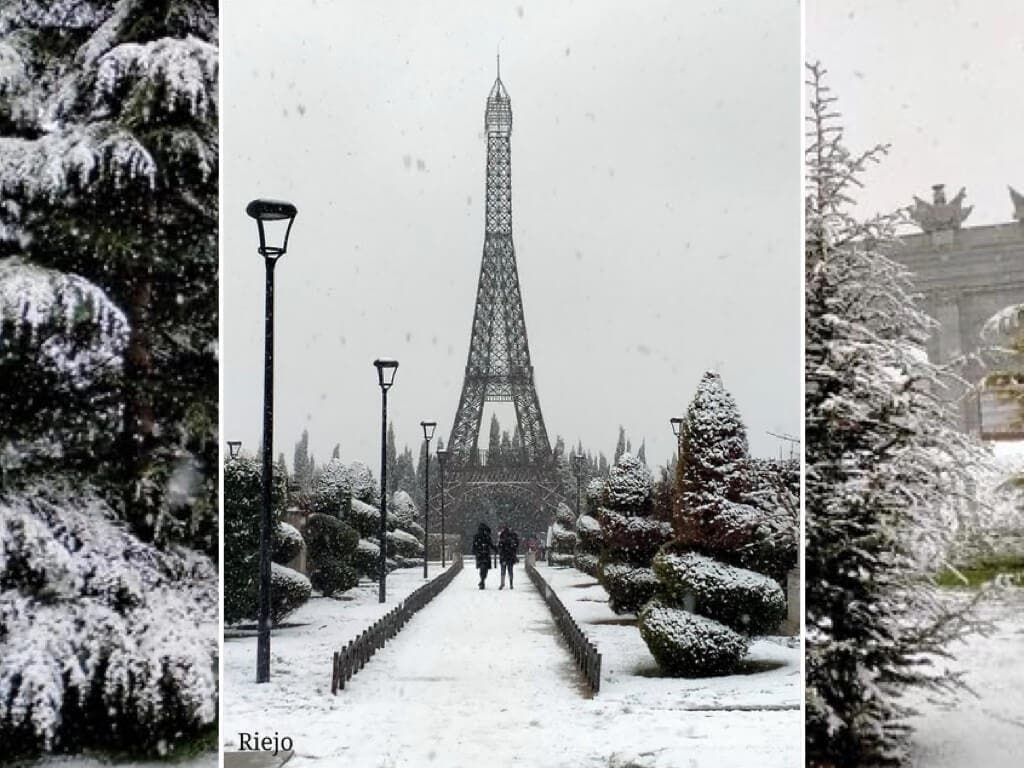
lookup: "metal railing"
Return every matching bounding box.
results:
[330,554,463,694]
[525,553,602,694]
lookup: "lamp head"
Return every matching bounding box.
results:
[227,440,242,459]
[247,199,297,258]
[373,358,399,390]
[670,417,684,437]
[421,421,437,441]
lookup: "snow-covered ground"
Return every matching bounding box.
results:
[908,589,1024,767]
[224,561,800,767]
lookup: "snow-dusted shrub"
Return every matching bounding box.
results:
[223,456,287,624]
[273,521,304,565]
[652,550,785,635]
[346,461,380,506]
[549,502,577,567]
[404,520,426,541]
[305,513,359,597]
[599,509,673,565]
[0,483,217,754]
[638,600,749,676]
[390,490,419,530]
[573,553,600,577]
[575,514,603,553]
[600,563,660,614]
[270,563,311,623]
[310,458,351,515]
[585,477,606,514]
[346,498,381,538]
[387,528,424,560]
[604,453,654,513]
[352,538,381,578]
[393,556,424,569]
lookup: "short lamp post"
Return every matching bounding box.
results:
[247,198,298,685]
[420,421,437,578]
[572,453,585,517]
[227,440,242,460]
[436,448,450,568]
[374,358,399,603]
[670,417,684,464]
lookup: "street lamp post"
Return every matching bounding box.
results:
[572,453,584,518]
[420,421,437,578]
[227,440,242,460]
[670,417,684,464]
[247,198,298,684]
[436,448,450,568]
[374,358,399,603]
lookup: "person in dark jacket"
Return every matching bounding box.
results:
[497,525,520,589]
[471,522,496,589]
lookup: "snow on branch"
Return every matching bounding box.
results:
[95,35,218,121]
[0,124,156,198]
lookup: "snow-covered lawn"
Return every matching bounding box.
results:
[224,561,800,767]
[908,589,1024,767]
[223,564,447,742]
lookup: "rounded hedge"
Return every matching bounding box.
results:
[573,552,600,577]
[353,538,381,578]
[638,599,749,676]
[346,499,382,538]
[270,563,312,623]
[652,549,785,635]
[387,528,424,559]
[575,514,603,553]
[600,563,660,614]
[273,521,304,565]
[598,509,673,566]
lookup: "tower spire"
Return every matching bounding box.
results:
[497,48,501,79]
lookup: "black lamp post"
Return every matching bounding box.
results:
[227,440,242,460]
[247,198,297,684]
[420,421,437,578]
[436,447,450,568]
[374,358,399,603]
[572,453,584,517]
[670,417,684,464]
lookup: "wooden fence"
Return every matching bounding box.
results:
[330,554,463,694]
[525,554,602,694]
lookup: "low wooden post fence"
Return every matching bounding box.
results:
[331,554,463,694]
[525,554,602,694]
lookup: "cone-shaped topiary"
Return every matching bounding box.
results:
[550,502,577,566]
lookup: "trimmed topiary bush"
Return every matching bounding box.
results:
[573,552,600,577]
[575,513,603,552]
[305,513,359,597]
[353,538,381,578]
[638,599,749,676]
[605,453,655,513]
[550,502,577,567]
[346,499,381,538]
[387,528,424,560]
[601,563,661,614]
[273,521,304,565]
[652,549,785,635]
[390,490,419,531]
[599,510,673,565]
[270,563,312,623]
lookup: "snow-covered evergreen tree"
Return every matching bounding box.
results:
[1,0,218,541]
[597,453,673,613]
[804,63,985,767]
[549,502,577,566]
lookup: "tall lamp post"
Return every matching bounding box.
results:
[436,447,450,568]
[227,440,242,460]
[572,453,584,517]
[670,417,684,464]
[420,421,437,578]
[247,198,298,684]
[374,358,399,603]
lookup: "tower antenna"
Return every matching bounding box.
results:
[497,47,501,79]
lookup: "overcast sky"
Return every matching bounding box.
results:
[221,0,801,472]
[807,0,1024,226]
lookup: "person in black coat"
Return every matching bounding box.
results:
[471,522,497,589]
[497,525,520,589]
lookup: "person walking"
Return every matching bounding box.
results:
[472,522,496,589]
[498,524,520,590]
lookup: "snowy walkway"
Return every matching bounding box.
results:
[231,565,799,767]
[908,590,1024,768]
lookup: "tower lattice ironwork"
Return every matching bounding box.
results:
[445,66,560,542]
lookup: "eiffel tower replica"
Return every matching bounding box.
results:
[445,63,561,542]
